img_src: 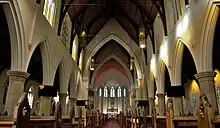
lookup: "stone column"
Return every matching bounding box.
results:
[194,71,218,111]
[39,96,52,116]
[148,97,154,116]
[5,70,29,115]
[32,86,39,115]
[157,93,166,116]
[60,93,68,118]
[130,91,136,108]
[69,98,76,118]
[173,97,183,116]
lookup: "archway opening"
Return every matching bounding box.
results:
[27,46,43,84]
[164,63,171,108]
[0,5,11,115]
[213,13,220,113]
[181,44,198,115]
[164,64,171,95]
[50,64,61,115]
[26,45,43,114]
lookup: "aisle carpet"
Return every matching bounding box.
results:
[102,121,121,128]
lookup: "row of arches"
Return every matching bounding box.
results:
[0,2,79,116]
[151,7,220,114]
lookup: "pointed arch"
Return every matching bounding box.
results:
[26,36,52,85]
[172,38,198,85]
[200,1,220,72]
[91,54,133,88]
[158,60,172,94]
[83,33,142,82]
[0,1,26,71]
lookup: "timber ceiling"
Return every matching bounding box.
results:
[59,0,167,51]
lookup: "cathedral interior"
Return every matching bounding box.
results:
[0,0,220,128]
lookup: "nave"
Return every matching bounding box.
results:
[1,0,220,128]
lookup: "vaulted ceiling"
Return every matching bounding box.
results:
[59,0,167,49]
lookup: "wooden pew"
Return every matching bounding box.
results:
[30,116,56,128]
[156,116,166,128]
[198,94,216,128]
[173,116,197,128]
[212,115,220,128]
[0,116,14,128]
[0,92,31,128]
[166,98,198,128]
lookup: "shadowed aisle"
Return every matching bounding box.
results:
[102,120,121,128]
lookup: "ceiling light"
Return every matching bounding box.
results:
[139,31,144,36]
[90,67,94,71]
[140,44,146,48]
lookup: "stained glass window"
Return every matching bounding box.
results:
[99,88,102,96]
[104,86,108,97]
[110,86,115,97]
[43,0,56,27]
[118,87,121,97]
[124,88,126,97]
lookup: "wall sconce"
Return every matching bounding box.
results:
[130,57,134,70]
[90,57,95,71]
[39,84,44,90]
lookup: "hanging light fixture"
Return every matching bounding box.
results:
[139,21,146,48]
[130,57,134,70]
[90,57,95,71]
[81,30,86,37]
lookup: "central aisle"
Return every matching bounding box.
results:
[102,120,121,128]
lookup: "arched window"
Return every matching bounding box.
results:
[104,86,108,97]
[28,87,34,108]
[110,86,115,97]
[99,88,102,97]
[43,0,56,27]
[124,88,126,97]
[117,87,121,97]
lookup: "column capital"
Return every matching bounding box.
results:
[148,97,155,101]
[156,93,166,98]
[59,93,68,97]
[7,70,29,81]
[69,97,76,101]
[194,71,216,80]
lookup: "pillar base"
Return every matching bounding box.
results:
[156,93,166,116]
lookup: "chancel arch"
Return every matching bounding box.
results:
[83,33,143,83]
[91,54,133,89]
